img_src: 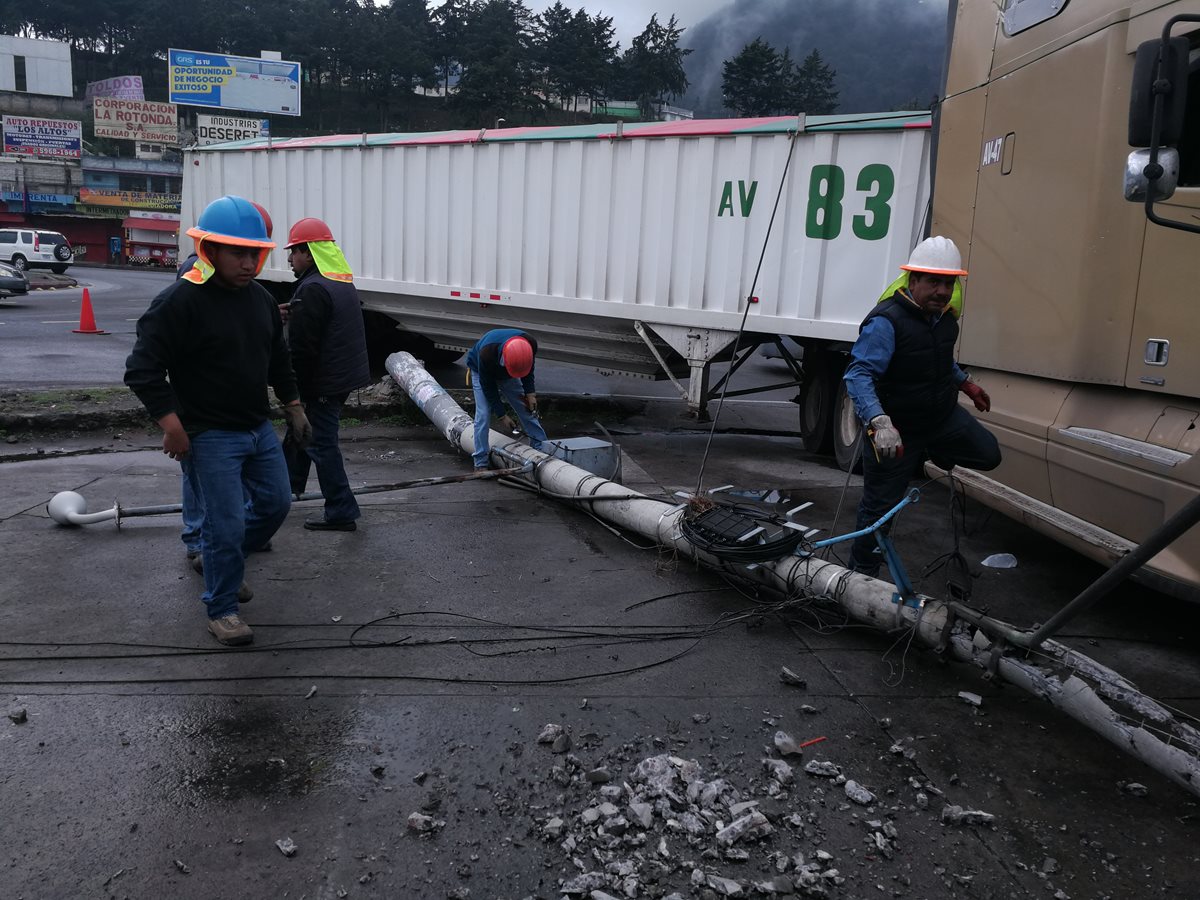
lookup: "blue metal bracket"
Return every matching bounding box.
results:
[804,488,923,610]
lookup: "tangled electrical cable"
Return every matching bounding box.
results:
[679,497,805,563]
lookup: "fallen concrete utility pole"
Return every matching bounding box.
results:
[387,350,1200,798]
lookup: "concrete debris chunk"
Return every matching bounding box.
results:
[8,708,27,724]
[773,731,804,757]
[544,817,565,838]
[537,723,564,743]
[779,666,807,687]
[799,704,819,715]
[553,732,573,753]
[597,802,620,818]
[581,807,601,824]
[804,760,841,778]
[590,892,622,900]
[407,812,443,833]
[844,780,875,806]
[275,838,297,857]
[561,871,607,895]
[586,768,612,783]
[628,801,654,830]
[940,804,996,827]
[958,691,983,707]
[763,758,795,785]
[1121,782,1149,797]
[715,811,774,846]
[753,874,794,894]
[915,791,929,810]
[173,859,191,874]
[704,873,745,896]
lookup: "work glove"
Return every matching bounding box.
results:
[961,380,991,413]
[498,414,517,432]
[522,392,538,415]
[868,414,903,460]
[283,403,313,448]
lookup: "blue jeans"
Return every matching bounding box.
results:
[181,465,253,554]
[181,463,203,554]
[471,375,547,468]
[849,405,1001,575]
[183,420,292,619]
[283,394,360,523]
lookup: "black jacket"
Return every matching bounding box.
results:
[125,277,298,433]
[287,266,371,400]
[860,291,959,432]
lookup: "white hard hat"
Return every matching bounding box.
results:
[900,236,967,276]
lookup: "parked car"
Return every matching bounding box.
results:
[0,228,74,274]
[0,260,30,297]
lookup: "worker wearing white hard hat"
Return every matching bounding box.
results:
[841,236,1002,578]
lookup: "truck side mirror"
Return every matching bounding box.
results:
[1128,37,1190,146]
[1124,147,1180,202]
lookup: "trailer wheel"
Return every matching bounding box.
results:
[832,381,864,473]
[797,355,837,454]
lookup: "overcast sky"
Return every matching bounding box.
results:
[425,1,730,49]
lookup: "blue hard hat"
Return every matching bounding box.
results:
[186,195,275,247]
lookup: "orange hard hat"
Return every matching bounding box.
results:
[250,202,273,239]
[501,336,534,378]
[285,216,335,249]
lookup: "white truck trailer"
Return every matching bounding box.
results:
[182,113,931,436]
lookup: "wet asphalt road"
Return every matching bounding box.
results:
[2,270,1199,896]
[2,402,1200,898]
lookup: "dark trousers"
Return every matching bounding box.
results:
[284,393,360,524]
[848,405,1001,575]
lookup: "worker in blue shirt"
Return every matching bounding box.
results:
[466,329,548,469]
[843,236,1001,578]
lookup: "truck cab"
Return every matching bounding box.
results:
[934,0,1200,598]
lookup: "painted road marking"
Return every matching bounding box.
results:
[41,320,79,324]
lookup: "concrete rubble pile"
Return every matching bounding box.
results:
[525,723,993,899]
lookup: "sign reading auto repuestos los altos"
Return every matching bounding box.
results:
[2,116,82,158]
[93,98,179,145]
[197,114,270,145]
[169,49,301,117]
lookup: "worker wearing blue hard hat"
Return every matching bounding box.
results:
[126,195,312,647]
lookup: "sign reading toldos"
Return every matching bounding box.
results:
[168,49,301,117]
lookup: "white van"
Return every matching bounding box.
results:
[0,229,73,274]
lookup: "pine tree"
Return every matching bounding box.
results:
[722,38,787,117]
[787,48,839,115]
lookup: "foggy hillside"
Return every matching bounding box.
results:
[682,0,951,115]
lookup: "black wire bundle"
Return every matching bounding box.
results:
[679,503,805,562]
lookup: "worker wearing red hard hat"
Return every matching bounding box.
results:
[126,195,311,647]
[282,216,371,531]
[465,328,548,469]
[842,236,1001,578]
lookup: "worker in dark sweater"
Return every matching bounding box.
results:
[126,195,312,647]
[281,216,371,531]
[465,328,548,469]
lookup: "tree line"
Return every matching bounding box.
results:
[4,1,843,132]
[2,0,693,132]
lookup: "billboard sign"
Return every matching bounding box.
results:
[2,116,82,158]
[78,188,181,211]
[85,75,145,101]
[93,98,179,145]
[197,114,270,145]
[169,48,301,117]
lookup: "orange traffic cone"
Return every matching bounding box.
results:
[72,288,108,335]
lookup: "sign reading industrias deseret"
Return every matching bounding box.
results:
[2,116,82,159]
[197,114,270,145]
[169,48,301,117]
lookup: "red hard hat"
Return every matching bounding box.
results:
[501,336,534,378]
[250,202,273,239]
[285,216,335,249]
